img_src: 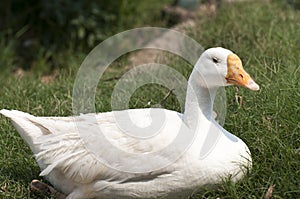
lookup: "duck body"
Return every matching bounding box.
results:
[0,108,250,199]
[0,47,259,198]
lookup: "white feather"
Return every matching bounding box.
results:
[0,47,254,199]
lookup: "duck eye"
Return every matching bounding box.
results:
[212,57,218,63]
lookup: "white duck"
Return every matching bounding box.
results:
[1,47,259,199]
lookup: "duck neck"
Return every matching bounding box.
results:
[183,70,218,127]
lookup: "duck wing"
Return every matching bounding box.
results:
[0,109,185,184]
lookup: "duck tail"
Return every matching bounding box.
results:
[0,109,51,154]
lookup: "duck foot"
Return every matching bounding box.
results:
[30,179,66,199]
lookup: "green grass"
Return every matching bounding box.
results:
[0,1,299,198]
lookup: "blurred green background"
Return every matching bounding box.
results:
[0,0,174,72]
[0,0,298,73]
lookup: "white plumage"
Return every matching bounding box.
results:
[0,47,259,199]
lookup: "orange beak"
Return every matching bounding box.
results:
[226,54,259,91]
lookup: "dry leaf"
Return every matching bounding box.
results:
[40,73,57,84]
[265,184,275,199]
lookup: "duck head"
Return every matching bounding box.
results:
[194,47,259,91]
